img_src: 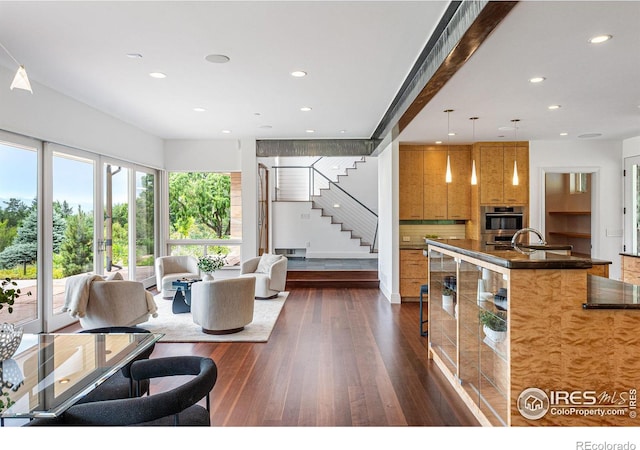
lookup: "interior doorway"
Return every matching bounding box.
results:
[544,172,592,256]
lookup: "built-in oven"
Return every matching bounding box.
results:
[481,206,526,245]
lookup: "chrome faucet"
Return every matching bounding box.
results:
[511,227,546,247]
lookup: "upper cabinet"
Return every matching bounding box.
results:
[477,142,529,205]
[399,147,424,220]
[400,145,471,220]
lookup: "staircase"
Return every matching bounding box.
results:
[285,259,379,289]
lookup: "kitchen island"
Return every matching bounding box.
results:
[425,238,639,427]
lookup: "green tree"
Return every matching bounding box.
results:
[0,208,66,273]
[60,206,93,277]
[0,198,29,228]
[0,219,17,253]
[169,172,231,239]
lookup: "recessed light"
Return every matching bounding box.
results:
[560,132,568,136]
[221,129,232,134]
[193,107,206,112]
[259,125,272,129]
[126,53,143,59]
[339,130,347,134]
[300,106,312,112]
[435,140,443,144]
[149,72,166,79]
[589,34,612,44]
[548,105,561,110]
[291,70,307,78]
[205,54,230,64]
[254,112,261,116]
[529,76,545,83]
[305,129,315,133]
[578,133,602,139]
[448,132,456,136]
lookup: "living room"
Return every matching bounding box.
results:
[1,0,640,444]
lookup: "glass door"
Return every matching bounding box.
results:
[624,156,640,254]
[0,135,40,332]
[135,170,156,287]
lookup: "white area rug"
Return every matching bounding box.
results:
[138,292,288,343]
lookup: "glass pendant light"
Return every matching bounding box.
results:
[0,42,32,93]
[470,117,478,185]
[445,109,453,183]
[511,119,520,186]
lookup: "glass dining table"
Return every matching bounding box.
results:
[0,332,163,422]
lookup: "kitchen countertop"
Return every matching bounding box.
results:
[424,238,593,269]
[585,275,640,309]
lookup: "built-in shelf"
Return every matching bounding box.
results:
[548,211,591,215]
[548,231,591,239]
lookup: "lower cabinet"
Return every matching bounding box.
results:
[428,247,509,426]
[621,254,640,284]
[400,249,428,299]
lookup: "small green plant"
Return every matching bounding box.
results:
[479,310,507,331]
[0,278,30,314]
[197,254,226,273]
[442,287,454,297]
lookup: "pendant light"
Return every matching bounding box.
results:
[445,109,453,183]
[511,119,520,186]
[470,117,478,185]
[0,42,33,93]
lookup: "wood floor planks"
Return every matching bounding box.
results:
[145,286,480,427]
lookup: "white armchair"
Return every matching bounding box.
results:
[239,254,288,299]
[191,277,256,334]
[62,274,158,329]
[155,255,200,298]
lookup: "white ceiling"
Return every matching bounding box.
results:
[0,1,638,145]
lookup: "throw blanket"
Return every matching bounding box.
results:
[61,273,104,318]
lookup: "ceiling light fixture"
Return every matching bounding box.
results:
[221,129,231,134]
[193,107,206,112]
[291,70,307,78]
[305,129,315,133]
[0,41,32,93]
[126,53,143,59]
[511,119,520,186]
[470,117,478,185]
[589,34,612,44]
[560,132,568,136]
[300,106,312,112]
[149,72,166,79]
[548,104,561,110]
[205,54,230,64]
[444,109,453,184]
[529,76,545,83]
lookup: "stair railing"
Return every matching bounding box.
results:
[273,160,378,251]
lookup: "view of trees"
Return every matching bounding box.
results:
[169,172,231,239]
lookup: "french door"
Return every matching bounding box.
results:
[0,132,158,333]
[624,156,640,254]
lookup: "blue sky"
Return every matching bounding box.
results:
[0,143,128,213]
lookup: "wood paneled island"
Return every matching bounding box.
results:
[426,238,639,427]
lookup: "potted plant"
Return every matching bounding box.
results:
[1,277,30,362]
[197,254,226,281]
[442,287,455,315]
[479,309,507,343]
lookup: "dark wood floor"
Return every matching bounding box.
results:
[145,286,479,427]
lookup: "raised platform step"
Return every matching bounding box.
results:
[286,270,379,289]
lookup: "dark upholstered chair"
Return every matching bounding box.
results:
[76,326,155,404]
[24,356,217,426]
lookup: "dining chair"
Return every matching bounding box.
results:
[24,356,217,426]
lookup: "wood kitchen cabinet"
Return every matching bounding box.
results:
[478,142,528,205]
[399,148,423,220]
[400,145,471,220]
[400,249,428,299]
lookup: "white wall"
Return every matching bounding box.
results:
[529,140,623,280]
[163,138,258,261]
[0,65,163,168]
[334,157,379,213]
[378,138,400,303]
[272,202,374,258]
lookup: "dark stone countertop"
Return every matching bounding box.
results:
[620,252,640,259]
[584,275,640,310]
[424,238,593,269]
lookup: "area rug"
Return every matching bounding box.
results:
[138,292,288,343]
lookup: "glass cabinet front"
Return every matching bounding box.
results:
[428,247,510,426]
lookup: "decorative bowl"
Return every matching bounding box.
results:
[0,323,23,361]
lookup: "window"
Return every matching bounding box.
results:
[167,172,242,266]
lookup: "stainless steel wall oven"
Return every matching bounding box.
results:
[481,206,526,244]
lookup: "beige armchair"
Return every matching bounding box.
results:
[191,277,256,334]
[62,274,158,329]
[155,255,200,298]
[239,254,287,299]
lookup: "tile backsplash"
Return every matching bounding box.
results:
[400,224,467,245]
